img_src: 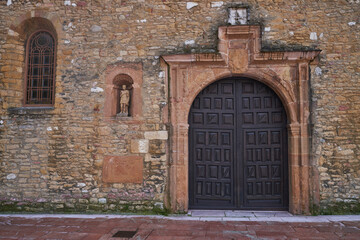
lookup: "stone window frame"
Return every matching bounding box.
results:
[3,11,62,111]
[23,29,57,107]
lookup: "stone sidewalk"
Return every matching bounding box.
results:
[0,212,360,239]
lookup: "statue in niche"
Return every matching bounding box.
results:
[119,85,130,116]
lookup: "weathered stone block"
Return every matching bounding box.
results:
[149,140,166,155]
[130,139,149,153]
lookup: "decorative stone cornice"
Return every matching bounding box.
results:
[162,25,321,65]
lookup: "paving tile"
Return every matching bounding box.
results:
[0,229,20,238]
[341,221,360,228]
[280,216,314,222]
[274,211,293,217]
[166,216,200,221]
[255,230,288,239]
[247,224,295,233]
[199,217,224,221]
[80,233,104,240]
[0,215,359,240]
[38,231,73,240]
[222,217,251,222]
[314,225,342,232]
[286,231,340,239]
[339,232,360,240]
[224,210,254,217]
[253,211,277,217]
[293,226,320,233]
[190,210,225,217]
[327,215,360,221]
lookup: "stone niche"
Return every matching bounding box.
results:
[161,25,320,214]
[104,62,143,119]
[114,74,133,116]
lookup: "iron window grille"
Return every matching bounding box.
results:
[24,30,56,106]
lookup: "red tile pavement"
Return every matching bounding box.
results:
[0,216,359,240]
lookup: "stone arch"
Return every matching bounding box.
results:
[9,10,62,37]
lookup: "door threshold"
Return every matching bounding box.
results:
[188,209,293,218]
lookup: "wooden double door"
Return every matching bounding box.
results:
[189,78,289,210]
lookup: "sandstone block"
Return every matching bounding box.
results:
[102,156,143,184]
[144,131,168,140]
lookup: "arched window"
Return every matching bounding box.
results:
[24,30,56,105]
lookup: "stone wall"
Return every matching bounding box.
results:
[0,0,359,213]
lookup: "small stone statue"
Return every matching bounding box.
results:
[119,85,130,115]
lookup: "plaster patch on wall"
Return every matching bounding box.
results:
[264,27,271,32]
[91,25,102,32]
[137,19,147,23]
[7,0,12,6]
[155,202,164,209]
[348,21,356,26]
[64,39,70,44]
[99,198,107,204]
[7,174,16,180]
[8,29,18,36]
[319,33,324,39]
[289,31,294,36]
[64,0,71,6]
[77,183,86,187]
[315,67,322,76]
[47,127,53,131]
[186,2,198,9]
[159,71,165,78]
[211,1,223,7]
[185,39,195,45]
[91,87,104,93]
[310,32,317,40]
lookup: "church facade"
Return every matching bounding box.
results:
[0,0,359,214]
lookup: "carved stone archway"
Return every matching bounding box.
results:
[162,26,320,214]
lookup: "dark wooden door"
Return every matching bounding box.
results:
[189,78,288,210]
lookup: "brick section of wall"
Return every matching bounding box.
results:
[0,0,359,212]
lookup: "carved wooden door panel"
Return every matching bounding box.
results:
[189,79,237,209]
[189,78,288,210]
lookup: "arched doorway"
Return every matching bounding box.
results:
[188,77,289,210]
